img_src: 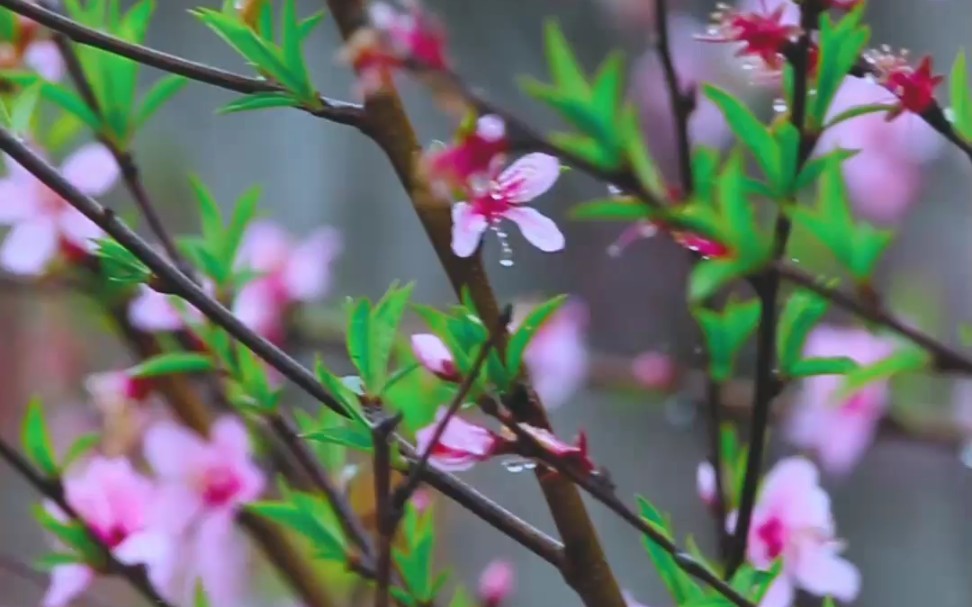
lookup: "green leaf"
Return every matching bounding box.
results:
[188,175,224,245]
[11,82,41,136]
[788,356,858,377]
[371,283,415,391]
[34,506,102,563]
[22,398,58,476]
[693,299,762,381]
[507,295,567,377]
[950,50,972,141]
[811,7,870,129]
[569,197,650,221]
[623,108,666,198]
[703,84,780,186]
[249,495,346,561]
[777,288,830,371]
[448,587,475,607]
[193,582,211,607]
[62,434,100,470]
[823,102,896,130]
[219,91,301,114]
[346,298,374,389]
[130,352,215,378]
[689,258,745,303]
[93,237,152,285]
[541,20,588,96]
[315,358,368,426]
[222,185,262,268]
[834,345,931,401]
[33,79,103,131]
[302,425,373,452]
[635,496,703,604]
[279,0,311,98]
[35,553,85,570]
[136,75,187,127]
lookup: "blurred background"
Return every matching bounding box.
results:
[1,0,971,605]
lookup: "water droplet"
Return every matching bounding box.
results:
[960,440,972,469]
[502,457,537,473]
[491,223,515,267]
[607,184,623,196]
[790,257,801,264]
[772,98,788,113]
[944,106,956,123]
[607,243,623,258]
[706,25,720,36]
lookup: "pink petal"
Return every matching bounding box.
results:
[451,202,488,257]
[143,420,208,482]
[128,287,186,332]
[114,530,178,593]
[43,564,94,607]
[503,207,565,252]
[478,559,515,604]
[757,575,795,607]
[60,143,119,197]
[697,461,716,506]
[211,416,252,460]
[0,217,58,275]
[0,177,39,223]
[58,208,103,250]
[411,333,457,379]
[24,40,65,81]
[522,302,588,409]
[150,483,204,535]
[793,547,860,602]
[193,513,249,607]
[282,226,342,301]
[415,407,497,472]
[232,281,283,339]
[235,220,292,273]
[495,153,561,203]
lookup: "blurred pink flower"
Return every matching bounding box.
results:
[232,220,342,342]
[21,39,63,81]
[478,559,515,607]
[816,76,942,223]
[633,15,734,153]
[414,407,504,472]
[128,285,206,333]
[0,143,117,275]
[632,351,679,392]
[411,333,460,382]
[513,299,589,409]
[451,153,564,259]
[1,16,64,81]
[85,368,158,456]
[786,325,897,475]
[736,457,859,607]
[43,457,175,607]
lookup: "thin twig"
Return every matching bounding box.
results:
[0,437,175,607]
[0,0,364,126]
[653,0,693,195]
[390,305,511,516]
[371,414,401,607]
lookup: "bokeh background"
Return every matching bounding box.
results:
[1,0,971,605]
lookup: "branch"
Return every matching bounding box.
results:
[371,414,401,607]
[0,436,175,607]
[653,0,693,195]
[0,0,364,126]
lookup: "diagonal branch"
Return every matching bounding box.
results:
[0,0,364,126]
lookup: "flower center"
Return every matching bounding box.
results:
[755,515,786,560]
[200,465,243,507]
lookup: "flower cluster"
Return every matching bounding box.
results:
[44,416,264,607]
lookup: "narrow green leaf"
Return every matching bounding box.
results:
[222,185,262,267]
[130,352,215,378]
[569,197,651,221]
[635,496,703,604]
[371,283,415,390]
[346,298,374,389]
[703,84,780,185]
[21,398,58,476]
[62,434,100,470]
[689,258,745,303]
[950,50,972,140]
[777,288,830,370]
[507,295,567,377]
[136,74,187,127]
[834,345,931,401]
[303,425,373,452]
[11,82,41,136]
[823,102,897,131]
[541,20,589,96]
[693,298,762,381]
[315,357,368,426]
[622,108,667,198]
[788,356,858,377]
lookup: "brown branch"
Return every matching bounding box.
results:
[370,414,400,607]
[0,436,174,607]
[0,0,364,126]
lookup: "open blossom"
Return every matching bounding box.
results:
[232,220,342,343]
[786,325,897,475]
[411,333,460,382]
[816,76,941,224]
[513,298,589,410]
[737,457,859,607]
[128,284,206,333]
[0,143,117,275]
[423,114,508,196]
[451,153,564,258]
[478,559,515,607]
[44,458,174,607]
[414,407,505,471]
[697,1,800,73]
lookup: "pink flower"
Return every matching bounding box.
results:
[512,299,589,410]
[478,559,515,607]
[43,457,175,607]
[128,285,205,333]
[411,333,460,382]
[510,425,596,474]
[143,416,265,533]
[85,369,157,455]
[232,221,342,342]
[816,76,941,224]
[632,351,679,392]
[0,143,117,275]
[786,325,897,475]
[451,153,564,258]
[0,16,64,81]
[424,114,508,195]
[697,460,717,507]
[697,2,800,73]
[414,407,504,472]
[738,457,859,607]
[868,53,944,119]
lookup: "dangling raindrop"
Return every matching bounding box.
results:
[772,97,788,114]
[501,457,537,473]
[492,223,515,267]
[944,106,956,123]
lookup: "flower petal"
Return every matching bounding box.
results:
[24,40,65,81]
[758,575,794,607]
[128,287,185,332]
[794,547,860,601]
[58,208,103,250]
[451,202,487,257]
[61,143,119,197]
[283,226,343,301]
[0,177,39,223]
[0,218,58,275]
[411,333,456,379]
[43,564,94,607]
[143,420,208,482]
[503,207,564,252]
[495,153,560,203]
[235,219,291,273]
